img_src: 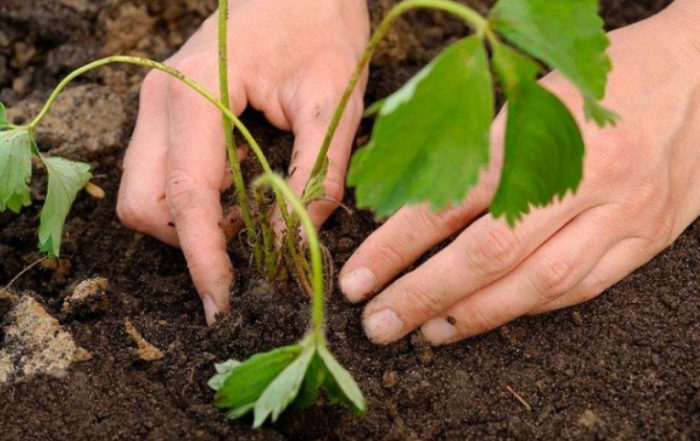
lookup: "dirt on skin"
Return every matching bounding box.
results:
[1,1,698,440]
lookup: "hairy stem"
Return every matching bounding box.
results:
[27,55,297,250]
[254,189,277,275]
[255,174,324,339]
[218,0,260,268]
[304,0,488,195]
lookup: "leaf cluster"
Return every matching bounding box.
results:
[209,339,365,428]
[0,100,91,257]
[349,0,615,225]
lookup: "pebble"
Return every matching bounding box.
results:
[62,277,110,315]
[418,347,433,366]
[124,319,165,361]
[0,295,90,385]
[382,370,399,389]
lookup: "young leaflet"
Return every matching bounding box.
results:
[0,103,91,257]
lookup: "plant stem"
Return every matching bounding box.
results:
[218,0,260,268]
[254,174,324,340]
[304,0,488,194]
[27,55,297,251]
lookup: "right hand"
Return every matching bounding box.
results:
[117,0,370,324]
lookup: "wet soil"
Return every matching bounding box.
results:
[1,1,698,440]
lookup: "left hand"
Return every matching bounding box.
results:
[339,1,700,345]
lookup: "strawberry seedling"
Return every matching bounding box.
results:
[209,173,364,426]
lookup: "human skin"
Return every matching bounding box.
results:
[116,0,369,324]
[341,0,700,345]
[119,0,699,337]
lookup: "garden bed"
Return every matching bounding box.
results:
[0,0,697,440]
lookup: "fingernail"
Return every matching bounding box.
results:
[363,309,404,344]
[202,296,219,326]
[341,268,377,302]
[421,317,457,345]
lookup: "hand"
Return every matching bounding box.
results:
[340,1,700,345]
[117,0,369,324]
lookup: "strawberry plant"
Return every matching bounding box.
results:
[0,0,614,427]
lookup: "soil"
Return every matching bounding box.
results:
[1,1,698,440]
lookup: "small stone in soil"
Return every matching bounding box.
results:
[124,319,165,361]
[382,370,400,389]
[62,277,110,315]
[578,409,604,429]
[0,295,91,385]
[418,347,433,366]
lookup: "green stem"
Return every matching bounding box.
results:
[304,0,488,192]
[27,55,297,253]
[218,0,261,268]
[255,173,324,340]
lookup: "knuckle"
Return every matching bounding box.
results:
[401,283,443,322]
[412,205,467,236]
[434,205,471,232]
[587,132,639,182]
[577,285,602,304]
[345,94,365,120]
[324,164,346,203]
[373,240,406,269]
[456,304,497,336]
[116,193,149,230]
[577,272,608,303]
[639,212,675,251]
[530,258,577,301]
[655,214,677,248]
[140,71,162,102]
[470,224,521,273]
[633,179,666,208]
[165,168,198,216]
[167,58,204,100]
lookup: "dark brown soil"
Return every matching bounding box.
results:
[1,1,698,440]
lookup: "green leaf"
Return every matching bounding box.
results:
[214,345,302,411]
[317,344,365,414]
[208,359,241,391]
[292,352,326,410]
[489,0,616,126]
[0,128,33,213]
[302,156,329,204]
[362,98,386,118]
[584,96,618,126]
[0,100,8,127]
[253,345,315,427]
[348,36,493,218]
[38,157,91,257]
[227,403,255,420]
[490,44,584,225]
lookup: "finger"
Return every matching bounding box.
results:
[340,200,488,303]
[275,74,367,236]
[117,71,179,246]
[528,236,652,315]
[419,207,620,345]
[340,111,507,302]
[361,196,591,344]
[165,58,245,325]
